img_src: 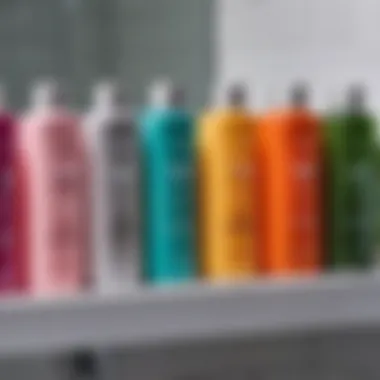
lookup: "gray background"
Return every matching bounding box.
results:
[0,0,214,110]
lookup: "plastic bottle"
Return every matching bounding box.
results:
[324,85,377,268]
[0,86,20,292]
[140,79,196,284]
[197,84,256,280]
[17,80,89,296]
[84,81,140,292]
[257,83,322,274]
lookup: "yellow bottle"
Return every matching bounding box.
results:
[197,84,256,281]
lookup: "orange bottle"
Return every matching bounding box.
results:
[197,84,256,281]
[257,84,322,275]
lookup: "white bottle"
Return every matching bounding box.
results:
[84,81,140,292]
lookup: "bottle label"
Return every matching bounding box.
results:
[41,126,86,282]
[232,161,253,181]
[50,162,83,256]
[0,228,12,282]
[290,125,320,267]
[292,162,317,230]
[0,170,12,191]
[345,162,374,255]
[52,162,82,194]
[104,121,139,255]
[0,168,14,283]
[228,155,255,269]
[167,154,194,254]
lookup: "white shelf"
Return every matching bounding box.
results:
[1,273,380,356]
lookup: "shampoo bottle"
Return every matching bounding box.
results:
[17,80,89,296]
[140,80,196,284]
[324,85,377,268]
[197,84,256,280]
[0,86,19,292]
[257,83,322,274]
[85,81,140,292]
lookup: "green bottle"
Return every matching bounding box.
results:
[324,86,378,269]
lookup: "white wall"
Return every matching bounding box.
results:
[217,0,380,110]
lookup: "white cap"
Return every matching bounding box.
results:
[148,78,184,108]
[92,80,124,108]
[30,79,65,109]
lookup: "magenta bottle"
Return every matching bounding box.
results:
[18,80,89,296]
[0,87,19,293]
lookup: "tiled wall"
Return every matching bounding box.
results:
[0,0,214,109]
[117,0,214,109]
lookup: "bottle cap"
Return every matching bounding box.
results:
[346,84,367,113]
[92,80,124,108]
[30,79,65,109]
[148,78,185,108]
[289,81,310,108]
[225,83,247,107]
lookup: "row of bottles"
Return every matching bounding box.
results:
[198,83,322,278]
[0,79,377,297]
[198,82,377,278]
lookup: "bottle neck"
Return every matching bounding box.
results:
[225,99,246,110]
[92,82,125,113]
[224,84,247,109]
[150,95,183,110]
[288,82,310,110]
[94,100,122,114]
[30,81,65,112]
[345,85,367,115]
[148,81,184,110]
[346,98,367,116]
[31,101,64,115]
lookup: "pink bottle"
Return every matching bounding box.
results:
[0,87,20,293]
[18,80,89,297]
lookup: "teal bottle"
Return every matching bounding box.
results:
[140,81,196,284]
[324,86,378,269]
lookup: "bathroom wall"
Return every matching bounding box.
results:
[0,0,214,109]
